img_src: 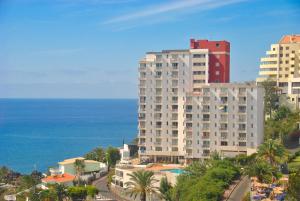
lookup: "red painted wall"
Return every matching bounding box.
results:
[190,39,230,83]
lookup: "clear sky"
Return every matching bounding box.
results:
[0,0,299,98]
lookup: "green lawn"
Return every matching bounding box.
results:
[288,156,300,173]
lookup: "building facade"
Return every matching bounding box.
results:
[138,40,264,162]
[190,39,230,83]
[256,34,300,107]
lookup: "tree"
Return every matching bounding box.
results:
[246,161,274,183]
[68,186,87,201]
[159,177,172,201]
[184,161,208,178]
[73,159,85,186]
[52,184,68,201]
[105,146,120,170]
[273,106,292,121]
[18,174,40,191]
[125,170,158,201]
[86,185,99,198]
[287,169,300,201]
[261,79,279,118]
[257,139,287,166]
[39,189,56,201]
[84,147,106,162]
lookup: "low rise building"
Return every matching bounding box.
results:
[41,173,75,188]
[112,164,182,189]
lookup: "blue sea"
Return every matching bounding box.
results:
[0,99,137,174]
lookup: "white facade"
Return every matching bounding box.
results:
[138,49,264,162]
[184,83,264,159]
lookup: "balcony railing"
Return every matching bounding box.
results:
[238,137,246,141]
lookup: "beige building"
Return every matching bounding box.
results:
[257,34,300,107]
[138,48,264,163]
[49,157,107,176]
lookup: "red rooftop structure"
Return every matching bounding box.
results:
[190,39,230,83]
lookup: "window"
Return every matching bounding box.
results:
[193,62,206,66]
[193,71,206,75]
[216,62,220,67]
[221,141,228,146]
[215,71,220,75]
[193,54,206,58]
[216,43,220,47]
[172,63,178,67]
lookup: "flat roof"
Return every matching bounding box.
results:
[279,34,300,44]
[42,173,75,183]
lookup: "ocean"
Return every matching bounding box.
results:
[0,99,137,174]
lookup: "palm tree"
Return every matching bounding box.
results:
[125,170,158,201]
[159,177,172,201]
[257,139,287,166]
[247,161,274,183]
[74,159,85,186]
[53,184,68,201]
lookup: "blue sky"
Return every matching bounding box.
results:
[0,0,299,98]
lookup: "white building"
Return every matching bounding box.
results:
[138,48,264,163]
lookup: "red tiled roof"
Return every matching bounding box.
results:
[42,173,75,183]
[279,35,300,44]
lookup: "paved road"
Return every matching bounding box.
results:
[93,176,123,201]
[227,176,250,201]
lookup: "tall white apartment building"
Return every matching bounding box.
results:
[184,83,264,161]
[138,47,264,163]
[257,34,300,107]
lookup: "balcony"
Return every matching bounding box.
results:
[186,118,192,122]
[238,137,246,141]
[202,144,210,148]
[220,117,228,122]
[154,142,162,145]
[238,108,246,113]
[202,127,210,131]
[202,118,210,122]
[238,127,246,131]
[185,109,192,113]
[238,118,246,122]
[238,100,247,105]
[138,116,146,121]
[220,127,228,131]
[202,135,210,139]
[139,141,146,146]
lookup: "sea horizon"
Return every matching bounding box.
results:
[0,98,138,174]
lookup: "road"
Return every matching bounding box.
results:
[227,176,251,201]
[93,176,126,201]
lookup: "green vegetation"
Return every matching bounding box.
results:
[125,170,158,201]
[286,169,300,201]
[106,146,121,169]
[84,147,106,162]
[288,151,300,173]
[257,139,288,166]
[169,158,240,201]
[261,79,279,118]
[159,177,172,201]
[74,159,85,186]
